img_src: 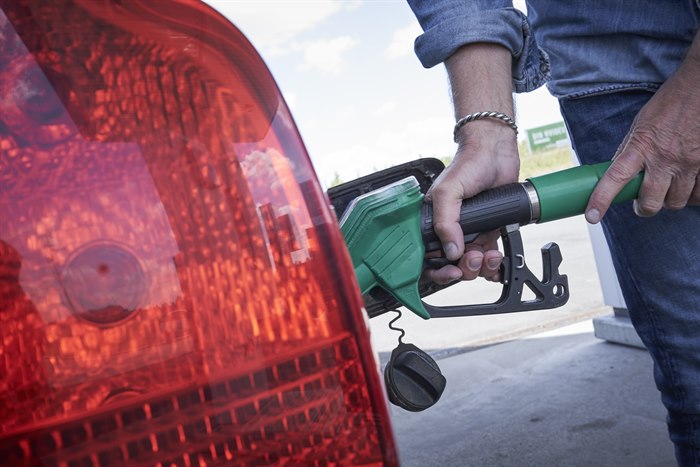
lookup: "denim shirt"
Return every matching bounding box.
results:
[408,0,700,98]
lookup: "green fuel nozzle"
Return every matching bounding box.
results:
[340,160,642,320]
[528,161,643,222]
[340,178,429,318]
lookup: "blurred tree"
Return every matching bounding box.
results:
[329,171,343,187]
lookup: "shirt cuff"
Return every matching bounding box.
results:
[411,6,550,92]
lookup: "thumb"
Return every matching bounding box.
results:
[427,165,483,261]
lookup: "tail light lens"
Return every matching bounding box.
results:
[0,1,397,465]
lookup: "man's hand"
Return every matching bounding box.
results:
[586,33,700,223]
[425,42,519,285]
[425,124,519,285]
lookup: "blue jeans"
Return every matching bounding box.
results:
[560,91,700,466]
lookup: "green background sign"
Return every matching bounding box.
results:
[527,121,569,152]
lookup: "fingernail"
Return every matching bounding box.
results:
[468,258,481,271]
[586,208,600,224]
[447,270,463,282]
[487,258,501,269]
[445,243,459,260]
[633,200,641,216]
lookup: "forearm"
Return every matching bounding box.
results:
[446,43,515,146]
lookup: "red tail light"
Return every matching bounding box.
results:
[0,1,397,465]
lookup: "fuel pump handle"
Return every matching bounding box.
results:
[341,160,643,320]
[421,161,644,254]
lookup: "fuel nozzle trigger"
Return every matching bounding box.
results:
[422,224,569,318]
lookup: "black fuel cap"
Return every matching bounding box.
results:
[384,342,446,412]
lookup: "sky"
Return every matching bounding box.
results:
[205,0,564,188]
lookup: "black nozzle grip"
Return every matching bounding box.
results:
[421,183,533,252]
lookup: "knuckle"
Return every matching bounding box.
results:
[433,221,454,239]
[430,180,463,203]
[628,126,697,176]
[432,276,451,286]
[424,270,440,284]
[637,199,663,216]
[629,126,669,155]
[460,268,479,281]
[429,184,450,200]
[664,200,686,210]
[605,162,635,185]
[427,269,454,285]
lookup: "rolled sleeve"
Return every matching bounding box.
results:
[407,0,550,92]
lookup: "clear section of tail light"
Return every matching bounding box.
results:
[0,1,397,465]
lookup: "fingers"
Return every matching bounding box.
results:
[586,147,644,223]
[425,231,503,285]
[457,246,501,279]
[634,168,672,217]
[425,249,503,285]
[587,138,698,222]
[459,231,501,280]
[664,172,698,210]
[425,264,463,285]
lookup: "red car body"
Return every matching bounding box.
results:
[0,1,398,464]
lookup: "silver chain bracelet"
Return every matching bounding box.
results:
[453,111,518,142]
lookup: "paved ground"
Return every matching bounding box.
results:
[368,213,676,466]
[387,321,676,467]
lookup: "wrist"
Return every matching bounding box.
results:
[454,118,518,150]
[453,110,518,144]
[455,133,520,181]
[446,43,514,118]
